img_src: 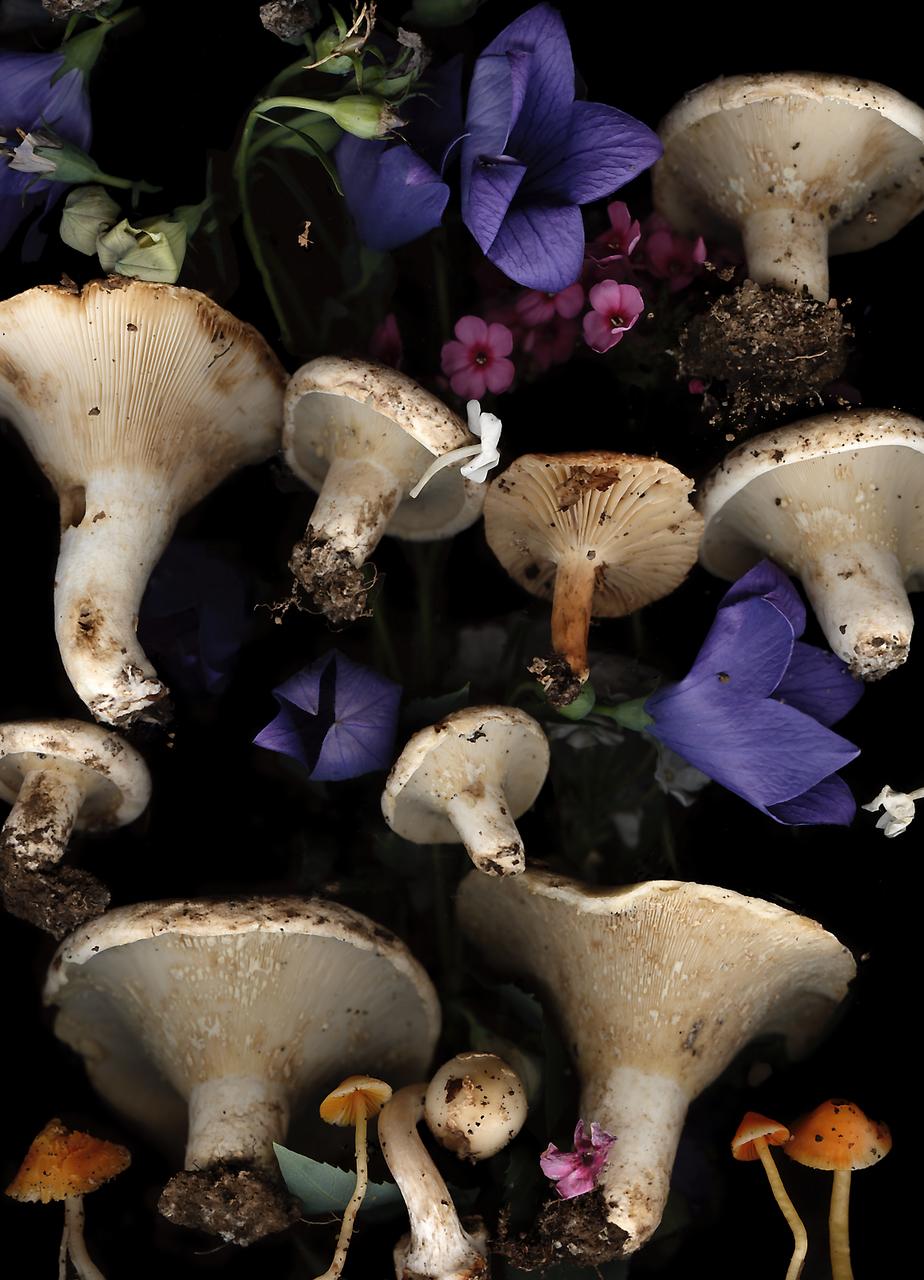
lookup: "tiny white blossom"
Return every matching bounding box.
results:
[459,399,502,483]
[862,783,924,837]
[8,130,58,174]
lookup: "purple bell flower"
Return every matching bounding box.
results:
[644,561,863,825]
[460,4,661,291]
[0,48,92,253]
[254,651,401,781]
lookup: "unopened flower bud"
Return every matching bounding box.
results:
[60,185,122,255]
[96,216,187,283]
[8,129,101,183]
[325,94,405,139]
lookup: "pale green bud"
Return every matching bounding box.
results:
[324,94,405,139]
[60,185,122,255]
[96,216,187,284]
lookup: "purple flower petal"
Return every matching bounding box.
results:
[774,642,863,727]
[551,100,661,204]
[337,135,450,252]
[465,155,528,255]
[462,50,533,165]
[767,774,857,826]
[657,596,796,704]
[721,560,806,636]
[485,201,586,292]
[479,3,574,150]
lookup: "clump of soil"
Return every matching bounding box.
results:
[528,654,585,708]
[0,859,109,939]
[158,1162,301,1246]
[259,1,317,40]
[495,1188,628,1270]
[286,530,374,625]
[680,279,852,428]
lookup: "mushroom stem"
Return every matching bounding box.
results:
[797,542,912,679]
[550,555,597,682]
[753,1137,807,1280]
[185,1076,290,1174]
[315,1113,370,1280]
[54,470,176,725]
[378,1085,487,1280]
[64,1195,107,1280]
[306,456,406,567]
[0,762,85,871]
[444,781,525,876]
[829,1169,853,1280]
[742,207,830,300]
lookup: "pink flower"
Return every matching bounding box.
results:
[521,313,580,373]
[641,213,706,291]
[540,1120,616,1200]
[582,281,644,354]
[688,377,706,395]
[515,282,585,328]
[587,200,641,266]
[441,315,515,399]
[370,313,403,369]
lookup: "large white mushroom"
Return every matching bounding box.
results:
[0,280,285,726]
[44,896,440,1246]
[457,869,855,1259]
[698,409,924,679]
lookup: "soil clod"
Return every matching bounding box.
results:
[287,531,374,625]
[528,654,585,708]
[158,1162,302,1247]
[495,1188,628,1270]
[0,859,110,938]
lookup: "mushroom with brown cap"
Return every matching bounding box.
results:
[731,1112,807,1280]
[424,1053,527,1162]
[785,1099,891,1280]
[6,1117,130,1280]
[0,279,285,726]
[382,707,549,877]
[483,453,702,705]
[283,357,486,624]
[0,719,150,937]
[698,409,924,679]
[457,868,855,1260]
[43,896,440,1247]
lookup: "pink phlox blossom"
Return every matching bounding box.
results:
[641,212,706,291]
[539,1119,616,1199]
[515,281,585,328]
[441,315,516,399]
[582,280,644,354]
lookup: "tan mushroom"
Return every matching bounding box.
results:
[457,868,855,1259]
[283,357,485,624]
[424,1052,527,1162]
[0,280,284,726]
[0,718,150,936]
[698,409,924,679]
[484,453,702,704]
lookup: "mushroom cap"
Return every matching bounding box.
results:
[382,707,549,846]
[0,279,284,506]
[44,896,440,1160]
[0,719,150,832]
[424,1052,527,1161]
[731,1112,790,1160]
[484,453,703,617]
[654,73,924,257]
[786,1099,891,1172]
[319,1075,393,1126]
[697,410,924,584]
[283,356,485,541]
[6,1118,130,1203]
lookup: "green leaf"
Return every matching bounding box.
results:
[273,1144,403,1219]
[251,113,344,196]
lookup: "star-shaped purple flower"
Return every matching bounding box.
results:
[644,561,863,825]
[460,4,661,291]
[540,1119,615,1199]
[254,651,401,781]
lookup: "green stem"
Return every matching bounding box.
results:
[430,228,453,344]
[235,110,296,350]
[594,696,653,732]
[370,590,402,684]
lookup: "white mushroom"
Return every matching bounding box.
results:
[382,707,549,877]
[654,73,924,299]
[698,409,924,679]
[0,718,150,936]
[457,869,855,1258]
[283,357,485,623]
[0,280,285,726]
[44,896,440,1246]
[424,1053,527,1162]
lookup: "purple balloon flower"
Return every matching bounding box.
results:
[460,3,661,291]
[645,561,863,825]
[254,651,401,781]
[0,48,92,253]
[540,1120,615,1199]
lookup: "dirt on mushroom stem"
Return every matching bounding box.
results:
[0,857,109,938]
[528,654,586,708]
[157,1161,301,1247]
[286,531,375,626]
[494,1188,628,1270]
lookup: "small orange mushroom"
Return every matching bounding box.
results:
[732,1111,807,1280]
[785,1099,891,1280]
[6,1118,130,1280]
[314,1076,393,1280]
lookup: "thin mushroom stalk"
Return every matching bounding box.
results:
[62,1196,106,1280]
[752,1140,807,1280]
[315,1110,370,1280]
[829,1170,853,1280]
[550,554,597,685]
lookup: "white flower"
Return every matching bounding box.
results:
[409,399,503,498]
[654,745,711,808]
[8,130,58,174]
[862,784,924,837]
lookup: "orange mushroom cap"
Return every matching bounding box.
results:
[731,1111,791,1160]
[319,1076,393,1127]
[785,1100,892,1172]
[6,1119,130,1204]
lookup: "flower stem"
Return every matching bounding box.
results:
[235,109,297,350]
[594,697,653,732]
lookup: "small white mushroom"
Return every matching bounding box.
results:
[654,73,924,299]
[424,1053,527,1162]
[0,280,285,726]
[283,358,486,623]
[44,896,440,1246]
[0,719,150,936]
[698,409,924,679]
[382,707,549,877]
[458,869,855,1258]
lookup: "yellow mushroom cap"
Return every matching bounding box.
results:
[319,1076,394,1127]
[6,1118,130,1203]
[785,1099,891,1172]
[731,1111,791,1160]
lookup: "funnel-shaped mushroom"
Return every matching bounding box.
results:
[698,410,924,679]
[0,719,150,936]
[0,280,285,725]
[484,454,702,704]
[653,73,924,299]
[284,357,485,624]
[457,869,855,1258]
[382,706,549,877]
[44,896,440,1246]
